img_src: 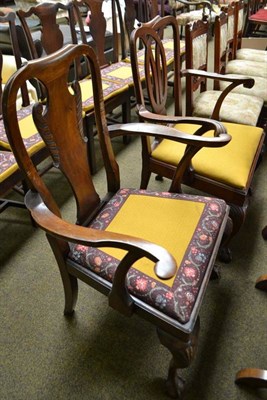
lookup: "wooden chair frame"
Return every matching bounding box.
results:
[2,42,233,398]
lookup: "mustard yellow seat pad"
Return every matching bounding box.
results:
[0,106,45,156]
[79,78,129,113]
[0,151,19,183]
[151,122,263,189]
[69,188,227,324]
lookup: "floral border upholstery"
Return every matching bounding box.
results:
[81,78,129,112]
[69,189,227,324]
[0,105,43,150]
[101,61,145,86]
[0,150,18,182]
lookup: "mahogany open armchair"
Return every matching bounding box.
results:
[2,43,232,398]
[130,14,265,261]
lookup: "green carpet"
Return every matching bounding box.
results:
[1,132,266,400]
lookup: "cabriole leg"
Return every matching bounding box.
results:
[157,318,200,399]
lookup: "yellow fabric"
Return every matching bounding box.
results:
[0,114,45,155]
[80,79,128,112]
[18,114,37,139]
[103,194,205,286]
[152,122,263,189]
[137,49,174,66]
[0,159,18,182]
[2,55,20,83]
[105,66,133,80]
[162,40,174,50]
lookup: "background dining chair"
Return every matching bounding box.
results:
[243,0,267,38]
[213,10,267,116]
[3,42,231,399]
[0,11,50,189]
[232,0,267,62]
[184,18,264,127]
[221,1,267,103]
[130,14,265,261]
[173,0,221,38]
[17,0,131,173]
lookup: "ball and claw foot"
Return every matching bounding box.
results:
[218,246,232,263]
[166,371,186,399]
[210,264,221,280]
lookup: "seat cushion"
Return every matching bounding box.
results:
[151,122,263,189]
[0,151,18,183]
[69,188,227,324]
[100,61,146,86]
[219,74,267,105]
[0,106,45,155]
[193,90,263,126]
[226,59,267,79]
[236,48,267,63]
[79,78,129,113]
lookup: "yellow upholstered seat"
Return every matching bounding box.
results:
[0,106,45,156]
[100,61,146,87]
[69,188,228,322]
[129,14,265,261]
[79,77,129,113]
[152,122,263,189]
[0,150,19,183]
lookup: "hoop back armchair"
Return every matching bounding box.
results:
[130,15,265,261]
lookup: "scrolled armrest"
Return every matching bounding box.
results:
[108,117,230,193]
[25,191,177,280]
[108,117,231,148]
[182,69,255,88]
[182,69,255,120]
